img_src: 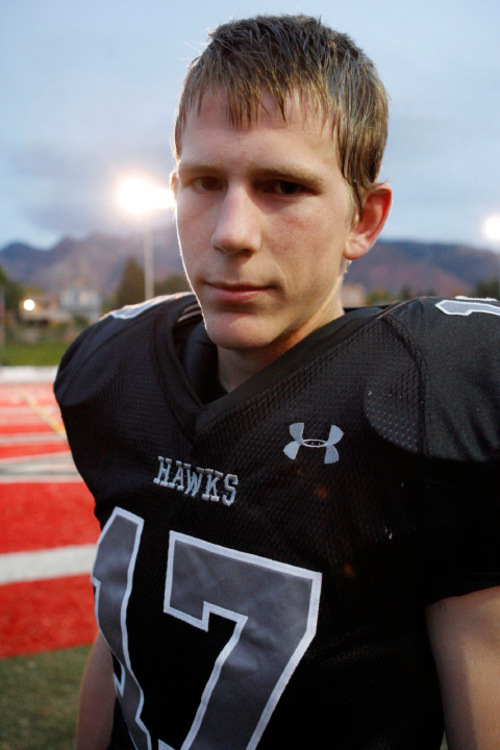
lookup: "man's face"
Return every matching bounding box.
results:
[173,90,360,365]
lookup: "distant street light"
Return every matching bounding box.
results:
[117,177,174,300]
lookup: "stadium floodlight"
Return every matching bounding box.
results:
[117,176,174,300]
[483,215,500,243]
[117,177,173,217]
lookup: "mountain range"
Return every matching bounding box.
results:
[0,225,498,298]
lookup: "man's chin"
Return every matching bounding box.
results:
[203,315,277,353]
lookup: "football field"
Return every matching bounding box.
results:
[0,368,98,749]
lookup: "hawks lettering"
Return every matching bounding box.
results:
[154,457,238,506]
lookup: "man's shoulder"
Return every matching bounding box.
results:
[54,292,197,406]
[384,294,500,342]
[372,296,500,461]
[382,295,500,396]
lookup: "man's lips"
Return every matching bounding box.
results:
[204,281,273,303]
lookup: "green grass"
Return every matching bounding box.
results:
[0,646,89,750]
[0,341,68,366]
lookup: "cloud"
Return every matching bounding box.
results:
[3,139,173,240]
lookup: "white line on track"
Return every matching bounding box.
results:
[0,433,66,444]
[0,367,58,384]
[0,450,81,480]
[0,544,97,584]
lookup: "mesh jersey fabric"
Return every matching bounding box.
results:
[55,293,500,750]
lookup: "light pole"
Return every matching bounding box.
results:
[117,177,173,300]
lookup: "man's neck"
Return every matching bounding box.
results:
[214,294,346,391]
[216,313,344,392]
[217,346,278,392]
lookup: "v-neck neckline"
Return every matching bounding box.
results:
[153,295,383,436]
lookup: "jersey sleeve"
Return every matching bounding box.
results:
[422,455,500,603]
[368,297,500,603]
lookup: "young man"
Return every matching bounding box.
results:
[55,15,500,750]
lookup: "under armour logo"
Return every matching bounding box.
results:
[283,423,344,464]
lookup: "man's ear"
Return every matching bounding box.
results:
[170,170,178,198]
[344,183,392,261]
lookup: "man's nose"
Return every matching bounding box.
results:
[211,186,261,255]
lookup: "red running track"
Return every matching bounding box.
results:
[0,379,99,657]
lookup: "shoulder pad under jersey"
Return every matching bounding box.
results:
[365,296,500,462]
[54,293,196,407]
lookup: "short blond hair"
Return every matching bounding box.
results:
[174,15,389,215]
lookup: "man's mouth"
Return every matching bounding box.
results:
[204,281,273,304]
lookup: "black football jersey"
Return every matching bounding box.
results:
[55,293,500,750]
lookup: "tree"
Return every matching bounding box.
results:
[399,285,412,301]
[471,278,499,299]
[365,288,393,305]
[0,264,23,311]
[115,258,145,308]
[155,273,190,296]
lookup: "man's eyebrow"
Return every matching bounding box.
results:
[177,161,325,186]
[176,162,223,176]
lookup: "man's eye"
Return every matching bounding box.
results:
[266,181,305,196]
[193,176,222,192]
